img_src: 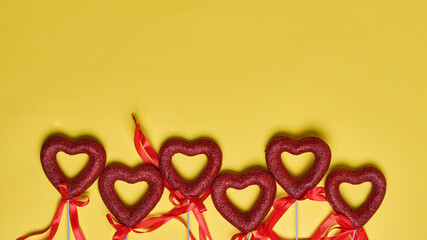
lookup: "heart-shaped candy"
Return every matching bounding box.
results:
[325,167,386,228]
[98,163,164,228]
[265,136,331,199]
[159,139,222,197]
[40,136,106,198]
[211,169,276,233]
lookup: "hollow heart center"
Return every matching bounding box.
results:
[56,152,89,178]
[226,185,260,212]
[281,152,315,180]
[339,182,372,210]
[114,181,149,207]
[172,153,207,183]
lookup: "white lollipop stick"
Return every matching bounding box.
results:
[295,200,298,240]
[67,200,70,240]
[187,199,190,240]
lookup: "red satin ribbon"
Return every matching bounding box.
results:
[232,232,254,240]
[132,114,174,192]
[107,210,198,240]
[232,225,282,240]
[310,214,368,240]
[108,189,211,240]
[253,187,327,240]
[131,115,213,240]
[17,183,89,240]
[169,189,212,240]
[132,114,160,167]
[252,225,282,240]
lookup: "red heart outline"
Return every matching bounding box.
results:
[159,139,222,197]
[325,167,386,228]
[98,163,164,228]
[40,136,106,198]
[265,136,331,199]
[211,169,276,233]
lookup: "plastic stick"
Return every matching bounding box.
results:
[67,200,70,240]
[295,200,298,240]
[187,199,190,240]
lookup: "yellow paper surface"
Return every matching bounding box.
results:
[1,1,426,239]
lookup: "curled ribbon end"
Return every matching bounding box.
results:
[18,183,88,240]
[132,114,138,127]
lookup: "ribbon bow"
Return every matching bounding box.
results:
[232,232,254,240]
[253,187,327,240]
[251,225,282,240]
[232,225,282,240]
[311,214,368,240]
[168,189,212,240]
[18,183,89,240]
[107,199,205,240]
[107,213,192,240]
[107,214,135,240]
[169,189,209,211]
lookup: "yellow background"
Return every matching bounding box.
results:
[1,1,426,239]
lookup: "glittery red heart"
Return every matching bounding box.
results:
[98,163,164,228]
[40,136,106,198]
[265,136,331,199]
[211,170,276,233]
[325,167,386,228]
[159,139,222,197]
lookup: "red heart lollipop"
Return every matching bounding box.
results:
[159,139,222,197]
[40,136,106,198]
[211,169,276,233]
[265,136,331,199]
[98,163,164,228]
[325,167,386,228]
